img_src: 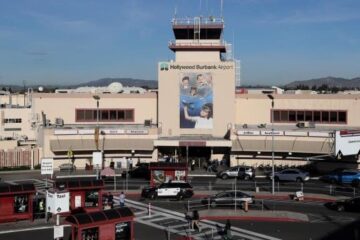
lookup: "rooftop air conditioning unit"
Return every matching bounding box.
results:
[55,118,64,127]
[296,121,315,128]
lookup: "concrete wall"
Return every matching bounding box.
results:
[32,93,157,126]
[0,108,34,140]
[236,94,360,127]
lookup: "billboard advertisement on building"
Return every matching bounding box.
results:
[158,61,235,136]
[180,72,213,128]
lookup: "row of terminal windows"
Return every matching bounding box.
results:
[3,118,22,123]
[76,109,134,122]
[272,110,347,124]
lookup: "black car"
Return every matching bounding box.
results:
[127,165,150,180]
[201,191,254,208]
[141,181,194,200]
[327,197,360,212]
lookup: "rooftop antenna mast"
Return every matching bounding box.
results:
[221,0,224,19]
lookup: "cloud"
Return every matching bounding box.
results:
[255,1,360,24]
[25,50,49,56]
[275,11,360,24]
[25,11,96,33]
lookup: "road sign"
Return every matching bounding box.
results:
[54,225,64,239]
[41,158,54,175]
[47,191,70,214]
[92,151,102,165]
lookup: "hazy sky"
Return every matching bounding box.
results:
[0,0,359,86]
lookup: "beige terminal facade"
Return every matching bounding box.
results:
[1,16,360,170]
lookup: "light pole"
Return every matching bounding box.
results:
[93,95,100,127]
[93,95,100,180]
[267,94,275,195]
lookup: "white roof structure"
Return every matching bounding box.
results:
[55,82,147,94]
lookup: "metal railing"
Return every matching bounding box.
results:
[103,178,359,198]
[172,17,224,25]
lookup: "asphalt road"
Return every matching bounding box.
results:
[135,196,360,240]
[1,170,360,240]
[1,170,359,198]
[0,223,183,240]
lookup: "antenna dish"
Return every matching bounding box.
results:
[107,82,123,93]
[38,86,44,92]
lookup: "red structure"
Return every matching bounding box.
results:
[66,207,135,240]
[149,162,188,186]
[0,183,35,223]
[55,179,104,213]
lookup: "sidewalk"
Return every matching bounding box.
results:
[198,209,309,222]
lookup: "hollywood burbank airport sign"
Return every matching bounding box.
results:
[160,62,234,71]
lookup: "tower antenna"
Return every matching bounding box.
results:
[221,0,224,18]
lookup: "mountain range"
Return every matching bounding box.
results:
[284,76,360,89]
[1,76,360,91]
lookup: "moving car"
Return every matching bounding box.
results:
[320,169,360,187]
[201,191,254,208]
[270,169,309,182]
[141,181,193,200]
[59,163,76,172]
[327,197,360,212]
[216,166,255,180]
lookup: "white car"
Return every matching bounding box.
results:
[141,181,194,200]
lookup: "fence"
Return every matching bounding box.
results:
[0,147,40,168]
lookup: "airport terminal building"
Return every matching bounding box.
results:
[1,16,360,171]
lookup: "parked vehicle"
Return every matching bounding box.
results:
[141,181,193,200]
[320,169,360,187]
[59,163,76,172]
[201,191,254,208]
[327,197,360,212]
[216,166,255,180]
[270,169,309,182]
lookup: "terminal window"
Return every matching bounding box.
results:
[4,118,22,123]
[76,109,134,122]
[272,110,347,124]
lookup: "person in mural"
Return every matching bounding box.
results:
[190,86,198,97]
[183,103,213,129]
[196,74,212,97]
[180,76,191,96]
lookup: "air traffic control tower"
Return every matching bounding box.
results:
[157,16,238,160]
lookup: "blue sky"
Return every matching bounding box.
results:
[0,0,359,86]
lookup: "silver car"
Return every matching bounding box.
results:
[217,166,255,180]
[201,191,254,208]
[272,169,310,182]
[59,163,76,172]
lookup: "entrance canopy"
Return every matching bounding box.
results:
[55,179,104,191]
[0,183,35,196]
[154,136,231,147]
[50,139,154,152]
[66,207,134,226]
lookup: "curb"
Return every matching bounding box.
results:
[123,192,336,203]
[200,216,306,222]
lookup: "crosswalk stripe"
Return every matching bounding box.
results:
[118,198,281,240]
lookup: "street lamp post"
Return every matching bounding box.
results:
[267,94,275,195]
[93,95,100,180]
